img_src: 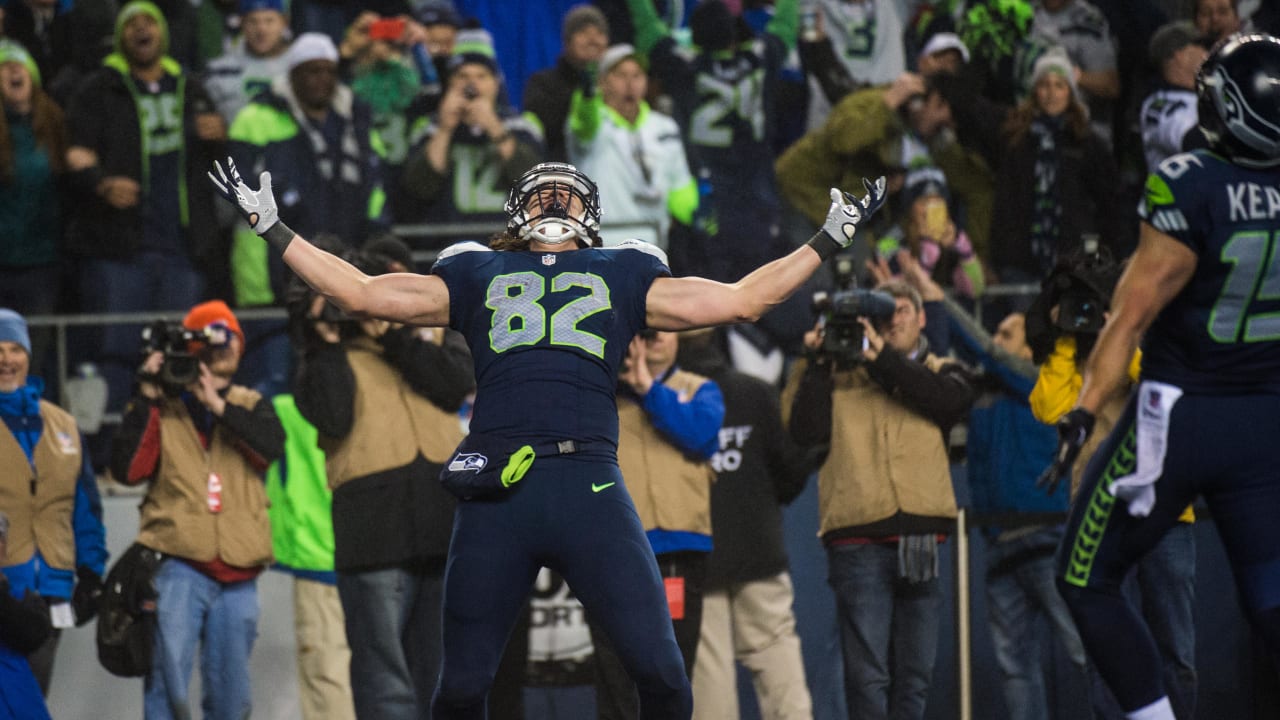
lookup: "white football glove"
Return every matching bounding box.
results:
[207,157,280,235]
[821,176,887,248]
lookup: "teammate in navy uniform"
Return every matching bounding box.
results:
[1045,33,1280,720]
[208,158,885,719]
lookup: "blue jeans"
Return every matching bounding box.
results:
[144,559,259,720]
[1140,523,1197,719]
[338,563,444,720]
[78,253,206,413]
[985,528,1089,720]
[827,542,941,720]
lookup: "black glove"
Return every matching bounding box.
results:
[72,566,104,626]
[1037,408,1096,496]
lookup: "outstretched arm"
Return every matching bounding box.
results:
[279,239,450,326]
[646,247,823,329]
[1077,222,1196,413]
[646,178,885,330]
[208,158,451,326]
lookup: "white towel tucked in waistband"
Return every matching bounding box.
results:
[1109,380,1182,518]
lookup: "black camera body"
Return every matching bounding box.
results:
[1052,280,1106,334]
[812,288,898,367]
[1046,236,1121,336]
[1025,236,1123,364]
[810,256,898,367]
[139,321,205,391]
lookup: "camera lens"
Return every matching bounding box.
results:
[162,355,200,388]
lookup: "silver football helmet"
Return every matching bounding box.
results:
[505,162,602,247]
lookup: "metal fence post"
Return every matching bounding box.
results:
[956,507,972,720]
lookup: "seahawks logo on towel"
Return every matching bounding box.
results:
[448,453,488,473]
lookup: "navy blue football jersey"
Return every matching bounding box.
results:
[648,35,786,226]
[1139,150,1280,393]
[432,241,671,452]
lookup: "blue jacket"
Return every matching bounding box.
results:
[0,570,52,720]
[0,643,50,719]
[945,302,1064,527]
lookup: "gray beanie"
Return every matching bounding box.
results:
[562,4,608,46]
[1030,48,1080,102]
[0,309,31,355]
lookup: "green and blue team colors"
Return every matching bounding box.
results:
[1063,425,1135,588]
[432,240,669,454]
[1138,150,1280,393]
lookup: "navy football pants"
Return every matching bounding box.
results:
[430,453,692,719]
[1057,392,1280,713]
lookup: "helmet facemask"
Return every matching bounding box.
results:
[506,164,602,248]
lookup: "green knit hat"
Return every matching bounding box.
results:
[114,0,170,56]
[0,40,41,88]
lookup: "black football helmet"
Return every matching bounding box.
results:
[505,162,602,247]
[1196,33,1280,168]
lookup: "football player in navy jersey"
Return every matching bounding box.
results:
[209,158,885,719]
[1045,33,1280,720]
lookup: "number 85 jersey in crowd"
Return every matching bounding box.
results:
[1138,150,1280,393]
[432,240,670,455]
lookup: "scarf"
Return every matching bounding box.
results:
[1028,114,1064,276]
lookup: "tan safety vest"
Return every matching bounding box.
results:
[136,386,273,567]
[617,369,717,535]
[319,335,464,489]
[0,401,83,570]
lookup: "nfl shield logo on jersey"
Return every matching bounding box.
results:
[542,254,557,266]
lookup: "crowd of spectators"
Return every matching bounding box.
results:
[3,0,1280,717]
[0,0,1277,375]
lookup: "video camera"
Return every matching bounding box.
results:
[810,256,898,368]
[1044,235,1121,333]
[139,320,230,391]
[1026,235,1124,363]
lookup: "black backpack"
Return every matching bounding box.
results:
[96,543,164,677]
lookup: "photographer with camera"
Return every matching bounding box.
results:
[1027,242,1197,720]
[0,309,107,697]
[401,37,542,240]
[290,238,478,720]
[110,300,285,720]
[784,274,974,720]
